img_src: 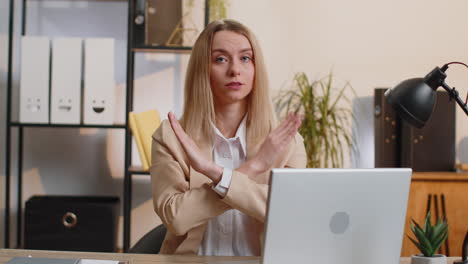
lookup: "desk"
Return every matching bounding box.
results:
[402,172,468,256]
[0,249,462,264]
[0,249,259,264]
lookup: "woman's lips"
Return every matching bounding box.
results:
[226,82,243,89]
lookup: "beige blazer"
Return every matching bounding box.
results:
[150,120,307,255]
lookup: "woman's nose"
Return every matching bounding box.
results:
[229,62,241,76]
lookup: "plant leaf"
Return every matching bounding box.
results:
[408,235,431,257]
[413,224,434,256]
[411,219,425,234]
[423,211,432,233]
[431,220,446,242]
[432,229,448,253]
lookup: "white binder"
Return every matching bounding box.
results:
[19,36,50,123]
[51,38,82,124]
[83,38,115,125]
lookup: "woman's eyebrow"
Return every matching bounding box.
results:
[211,48,253,53]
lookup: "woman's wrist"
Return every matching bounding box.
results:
[237,158,265,177]
[205,163,224,185]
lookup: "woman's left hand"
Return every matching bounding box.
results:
[237,112,301,178]
[168,112,223,184]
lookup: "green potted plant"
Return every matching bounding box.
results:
[275,72,355,168]
[408,211,448,264]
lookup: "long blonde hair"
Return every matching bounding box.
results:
[181,19,276,144]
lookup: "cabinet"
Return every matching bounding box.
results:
[401,172,468,257]
[4,0,210,252]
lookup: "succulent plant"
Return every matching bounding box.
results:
[408,211,448,257]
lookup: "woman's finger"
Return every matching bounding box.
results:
[168,112,181,138]
[168,112,190,145]
[275,113,299,141]
[273,112,294,134]
[269,113,295,140]
[276,113,301,147]
[295,114,302,130]
[274,118,295,142]
[169,112,201,154]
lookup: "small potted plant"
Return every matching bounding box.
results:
[408,211,449,264]
[275,72,355,168]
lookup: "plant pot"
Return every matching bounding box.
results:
[411,254,447,264]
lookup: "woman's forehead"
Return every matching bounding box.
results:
[211,30,252,52]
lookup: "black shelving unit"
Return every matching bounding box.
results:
[10,123,127,129]
[4,0,131,250]
[123,0,209,252]
[4,0,210,252]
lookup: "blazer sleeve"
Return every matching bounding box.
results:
[221,133,307,222]
[150,122,230,236]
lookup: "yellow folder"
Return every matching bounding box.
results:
[128,109,161,171]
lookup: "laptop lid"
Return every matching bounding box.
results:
[262,168,412,264]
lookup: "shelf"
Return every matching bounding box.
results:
[9,122,126,129]
[128,166,150,175]
[4,0,210,252]
[133,45,192,54]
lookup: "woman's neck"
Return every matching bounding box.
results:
[214,102,247,138]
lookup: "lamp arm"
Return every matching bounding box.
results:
[440,82,468,116]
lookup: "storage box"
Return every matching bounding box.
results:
[83,38,115,125]
[19,36,50,123]
[50,38,82,124]
[24,196,120,252]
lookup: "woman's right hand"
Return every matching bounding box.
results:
[238,113,301,177]
[168,112,223,184]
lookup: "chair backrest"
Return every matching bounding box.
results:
[128,109,161,171]
[129,224,167,254]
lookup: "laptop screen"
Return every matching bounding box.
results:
[263,168,412,264]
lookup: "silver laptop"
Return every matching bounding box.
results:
[262,168,412,264]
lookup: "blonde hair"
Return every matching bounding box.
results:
[181,19,276,144]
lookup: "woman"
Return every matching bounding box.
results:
[150,19,306,256]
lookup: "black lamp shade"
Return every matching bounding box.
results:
[385,78,437,128]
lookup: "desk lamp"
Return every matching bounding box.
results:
[454,231,468,264]
[384,62,468,128]
[386,62,468,263]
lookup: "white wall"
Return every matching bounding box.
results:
[228,0,468,165]
[2,0,468,249]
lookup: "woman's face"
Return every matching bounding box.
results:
[210,30,255,106]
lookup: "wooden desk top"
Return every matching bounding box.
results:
[0,249,463,264]
[0,249,259,264]
[412,171,468,181]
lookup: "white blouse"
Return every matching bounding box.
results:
[198,116,261,256]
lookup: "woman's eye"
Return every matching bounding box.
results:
[215,56,227,63]
[241,56,252,62]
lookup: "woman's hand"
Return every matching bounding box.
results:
[238,113,301,177]
[168,112,223,184]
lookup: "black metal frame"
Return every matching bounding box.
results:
[4,0,15,249]
[4,0,210,252]
[122,0,210,252]
[123,0,135,253]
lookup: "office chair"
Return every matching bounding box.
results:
[129,224,167,254]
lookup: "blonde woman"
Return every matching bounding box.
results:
[150,19,307,256]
